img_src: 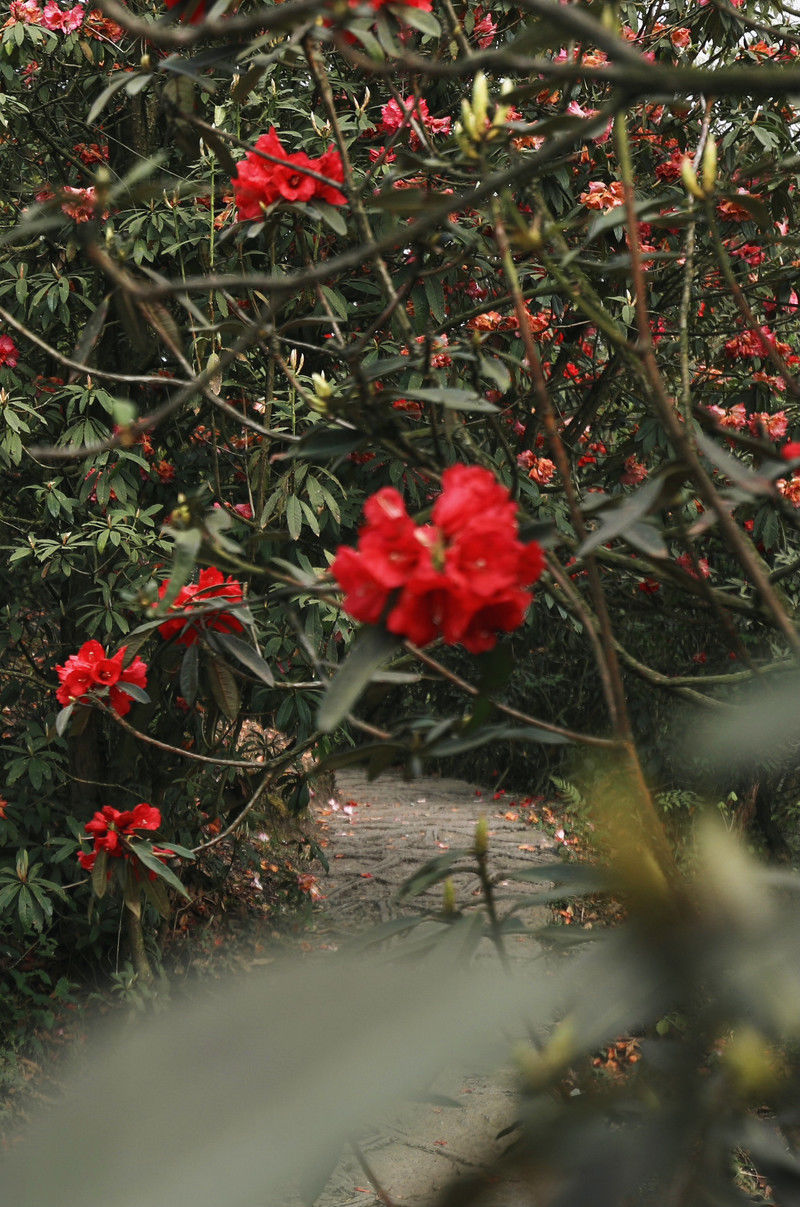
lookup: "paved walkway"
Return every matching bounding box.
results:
[306,768,564,1207]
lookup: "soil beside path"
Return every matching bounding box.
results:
[304,767,565,1207]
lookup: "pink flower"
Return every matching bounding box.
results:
[378,97,452,149]
[41,1,84,31]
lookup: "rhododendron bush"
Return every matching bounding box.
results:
[4,0,800,1190]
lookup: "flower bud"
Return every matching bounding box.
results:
[460,99,477,140]
[702,136,717,195]
[311,372,332,400]
[471,71,489,130]
[473,815,488,857]
[680,155,706,201]
[442,876,457,916]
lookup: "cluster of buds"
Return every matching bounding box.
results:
[455,72,514,158]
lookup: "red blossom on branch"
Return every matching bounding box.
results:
[157,567,245,646]
[55,641,148,717]
[231,128,346,218]
[0,334,18,367]
[332,466,544,653]
[77,803,167,873]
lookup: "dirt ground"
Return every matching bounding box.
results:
[304,767,565,1207]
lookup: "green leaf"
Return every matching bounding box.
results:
[230,62,267,105]
[623,519,668,559]
[154,529,202,614]
[206,655,240,721]
[180,642,199,705]
[0,882,20,912]
[211,632,275,687]
[286,494,302,541]
[479,357,511,393]
[694,430,773,496]
[157,842,196,860]
[142,873,172,919]
[398,849,474,899]
[399,387,496,412]
[86,73,134,126]
[317,626,401,733]
[312,202,348,237]
[423,274,445,324]
[91,849,109,899]
[123,866,142,919]
[429,723,572,756]
[55,704,75,737]
[116,682,150,704]
[577,466,685,557]
[496,863,607,889]
[284,426,362,461]
[388,3,441,35]
[67,296,110,382]
[128,843,190,899]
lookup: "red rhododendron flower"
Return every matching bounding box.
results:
[332,465,544,653]
[55,641,148,717]
[157,567,245,645]
[231,128,346,219]
[0,335,18,367]
[781,441,800,461]
[78,802,163,872]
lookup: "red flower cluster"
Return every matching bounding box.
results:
[55,641,148,717]
[0,335,18,367]
[157,566,245,646]
[77,803,164,872]
[231,128,346,219]
[332,466,545,653]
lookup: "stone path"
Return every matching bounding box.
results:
[305,768,565,1207]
